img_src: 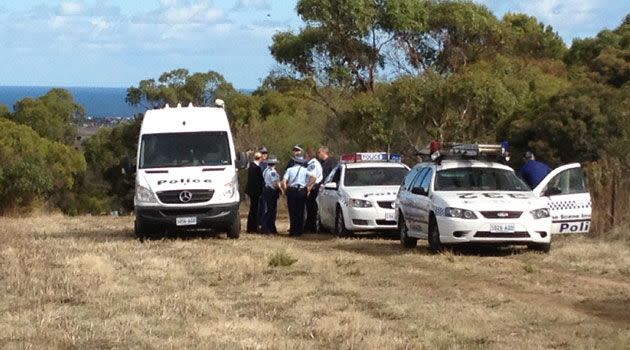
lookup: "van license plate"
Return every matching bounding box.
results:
[385,212,395,221]
[176,217,197,226]
[490,224,515,233]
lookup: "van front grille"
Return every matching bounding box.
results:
[156,189,214,204]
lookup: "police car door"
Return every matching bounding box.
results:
[533,163,592,234]
[319,165,341,229]
[406,167,431,235]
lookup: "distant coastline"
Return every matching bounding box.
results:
[0,85,144,119]
[0,86,256,119]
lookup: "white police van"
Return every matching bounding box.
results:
[317,152,409,236]
[133,101,245,239]
[396,142,554,252]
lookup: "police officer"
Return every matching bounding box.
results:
[257,146,269,227]
[261,155,282,234]
[519,151,552,188]
[304,149,323,232]
[282,156,316,236]
[285,144,304,170]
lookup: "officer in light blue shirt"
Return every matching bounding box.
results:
[305,151,324,232]
[282,156,316,236]
[261,155,281,234]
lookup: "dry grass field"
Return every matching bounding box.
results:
[1,212,629,349]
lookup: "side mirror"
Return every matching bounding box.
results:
[411,186,428,196]
[236,152,248,169]
[543,186,562,197]
[324,182,338,190]
[121,156,136,175]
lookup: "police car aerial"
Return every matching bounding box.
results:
[395,142,587,252]
[317,152,410,236]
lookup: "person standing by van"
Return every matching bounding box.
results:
[519,151,552,189]
[261,155,281,234]
[282,156,316,236]
[245,151,264,233]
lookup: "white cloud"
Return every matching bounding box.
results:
[235,0,271,11]
[60,2,84,16]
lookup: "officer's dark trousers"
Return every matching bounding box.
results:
[286,187,307,236]
[304,183,320,232]
[261,187,279,233]
[247,193,261,233]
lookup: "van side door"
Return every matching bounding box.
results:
[533,163,592,234]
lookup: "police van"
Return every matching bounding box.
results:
[133,101,245,239]
[395,142,591,252]
[317,152,409,236]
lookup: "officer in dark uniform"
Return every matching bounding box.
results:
[282,156,315,236]
[257,146,269,227]
[317,145,338,181]
[519,151,552,188]
[304,149,323,232]
[245,152,264,233]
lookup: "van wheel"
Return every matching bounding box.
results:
[227,213,240,239]
[399,214,417,248]
[528,243,551,253]
[134,219,150,240]
[428,217,444,252]
[335,208,350,238]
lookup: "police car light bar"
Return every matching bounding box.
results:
[341,152,402,163]
[424,141,510,162]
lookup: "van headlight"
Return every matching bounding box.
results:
[348,198,373,208]
[136,185,157,204]
[223,176,237,198]
[445,207,477,219]
[530,208,550,219]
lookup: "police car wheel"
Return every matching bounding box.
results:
[428,217,444,252]
[134,219,150,240]
[335,208,350,238]
[399,214,417,248]
[528,243,550,253]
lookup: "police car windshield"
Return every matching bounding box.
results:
[140,132,231,169]
[344,167,408,187]
[435,167,530,191]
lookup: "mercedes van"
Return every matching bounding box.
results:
[133,101,243,238]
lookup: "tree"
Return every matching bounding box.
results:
[501,13,567,59]
[11,88,84,145]
[126,69,237,109]
[0,118,85,213]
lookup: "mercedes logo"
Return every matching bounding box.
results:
[390,202,396,209]
[179,191,193,203]
[497,212,509,218]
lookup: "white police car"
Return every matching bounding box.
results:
[396,143,555,252]
[317,152,410,236]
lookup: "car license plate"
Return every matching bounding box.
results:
[489,223,515,233]
[176,217,197,226]
[385,212,395,221]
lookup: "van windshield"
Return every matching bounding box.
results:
[140,132,231,169]
[435,167,530,191]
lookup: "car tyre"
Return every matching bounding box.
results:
[528,242,551,253]
[335,207,350,238]
[399,213,417,248]
[227,213,240,239]
[428,217,444,252]
[134,218,151,240]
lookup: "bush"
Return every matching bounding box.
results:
[268,250,298,267]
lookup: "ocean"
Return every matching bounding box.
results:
[0,86,145,119]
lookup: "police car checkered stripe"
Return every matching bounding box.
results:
[549,200,592,211]
[434,207,445,216]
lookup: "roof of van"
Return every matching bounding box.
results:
[141,105,230,134]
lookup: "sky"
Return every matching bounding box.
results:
[0,0,628,89]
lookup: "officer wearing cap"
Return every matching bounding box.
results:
[282,156,316,236]
[257,146,269,227]
[261,155,282,234]
[304,149,324,232]
[519,151,552,188]
[285,144,303,170]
